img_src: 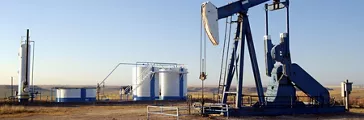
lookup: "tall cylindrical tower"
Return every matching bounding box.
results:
[18,43,31,102]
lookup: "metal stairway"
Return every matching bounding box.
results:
[124,65,154,96]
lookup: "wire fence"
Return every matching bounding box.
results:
[187,92,364,108]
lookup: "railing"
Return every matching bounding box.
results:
[147,105,188,120]
[136,62,182,69]
[202,103,230,119]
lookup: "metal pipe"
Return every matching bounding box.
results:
[201,77,204,114]
[135,62,181,68]
[200,13,203,73]
[25,29,30,87]
[265,4,269,35]
[140,62,177,65]
[204,22,207,73]
[100,63,122,85]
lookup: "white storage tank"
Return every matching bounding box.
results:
[55,87,96,102]
[159,67,188,100]
[132,66,159,100]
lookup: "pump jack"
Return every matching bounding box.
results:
[200,0,346,116]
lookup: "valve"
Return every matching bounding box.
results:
[23,87,29,93]
[199,72,207,81]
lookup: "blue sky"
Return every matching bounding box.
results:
[0,0,363,87]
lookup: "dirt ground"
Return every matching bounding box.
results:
[0,104,207,120]
[1,105,364,120]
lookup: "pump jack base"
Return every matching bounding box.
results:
[204,106,346,116]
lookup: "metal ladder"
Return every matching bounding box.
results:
[217,16,237,103]
[218,46,240,102]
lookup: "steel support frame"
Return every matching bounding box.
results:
[222,13,265,108]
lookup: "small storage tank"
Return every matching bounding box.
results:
[132,66,159,100]
[85,88,96,102]
[159,67,188,100]
[55,87,96,102]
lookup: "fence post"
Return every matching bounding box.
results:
[226,104,229,119]
[147,106,149,120]
[188,96,191,115]
[249,96,252,106]
[177,107,179,120]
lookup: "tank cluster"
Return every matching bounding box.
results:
[132,65,188,101]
